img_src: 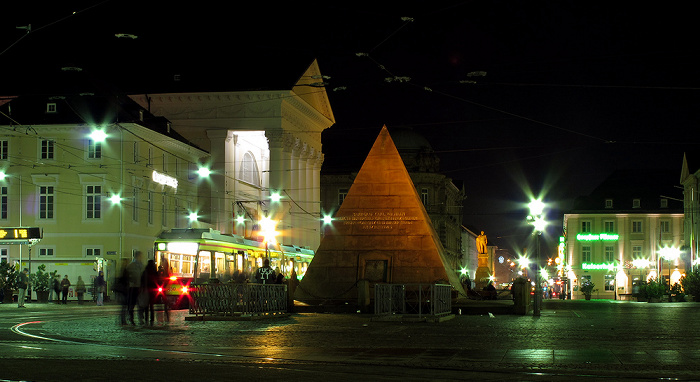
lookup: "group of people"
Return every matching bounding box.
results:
[16,268,107,308]
[114,251,170,326]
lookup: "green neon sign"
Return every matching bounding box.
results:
[582,263,616,271]
[576,233,619,241]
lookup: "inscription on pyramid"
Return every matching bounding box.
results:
[296,126,463,303]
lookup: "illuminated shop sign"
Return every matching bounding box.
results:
[582,263,616,271]
[152,170,178,189]
[576,233,619,241]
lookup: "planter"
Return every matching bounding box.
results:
[636,296,648,302]
[36,290,49,303]
[584,294,591,301]
[648,297,662,303]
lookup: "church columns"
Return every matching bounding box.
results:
[206,129,232,234]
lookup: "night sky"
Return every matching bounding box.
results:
[3,1,699,255]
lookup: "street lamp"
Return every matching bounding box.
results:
[528,198,547,316]
[259,216,279,260]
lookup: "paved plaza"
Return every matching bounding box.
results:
[2,299,700,381]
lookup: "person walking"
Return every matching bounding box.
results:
[76,276,86,304]
[52,275,61,304]
[142,260,158,326]
[60,275,71,304]
[126,251,145,325]
[17,268,29,308]
[157,263,170,323]
[94,270,106,306]
[115,259,130,325]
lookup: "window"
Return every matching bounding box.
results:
[0,140,7,160]
[660,198,668,208]
[46,103,57,113]
[0,247,8,262]
[605,199,613,208]
[86,185,102,219]
[580,275,592,285]
[86,248,101,257]
[39,186,54,219]
[632,199,641,208]
[421,188,429,207]
[605,246,614,262]
[604,221,615,233]
[88,139,102,159]
[660,221,670,233]
[41,140,55,160]
[581,221,591,233]
[148,148,153,167]
[632,221,643,233]
[162,194,167,227]
[604,274,615,291]
[148,191,153,225]
[239,152,260,186]
[132,187,139,222]
[632,245,642,258]
[133,142,139,164]
[582,246,591,262]
[39,247,55,256]
[0,186,7,220]
[174,198,182,228]
[163,153,168,172]
[338,188,348,206]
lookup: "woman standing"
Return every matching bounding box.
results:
[94,271,106,306]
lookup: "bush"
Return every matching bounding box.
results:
[0,261,19,292]
[680,266,700,297]
[580,281,596,297]
[30,264,54,292]
[645,277,667,299]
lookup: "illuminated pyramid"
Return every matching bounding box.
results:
[296,126,463,303]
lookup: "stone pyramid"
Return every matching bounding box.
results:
[295,126,463,303]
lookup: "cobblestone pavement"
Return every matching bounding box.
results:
[3,299,700,381]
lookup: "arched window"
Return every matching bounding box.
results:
[239,152,260,186]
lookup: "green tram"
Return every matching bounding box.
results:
[153,228,314,308]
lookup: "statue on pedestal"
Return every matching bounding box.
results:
[476,231,488,254]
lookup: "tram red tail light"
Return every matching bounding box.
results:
[181,286,189,294]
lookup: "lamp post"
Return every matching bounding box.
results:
[528,199,547,316]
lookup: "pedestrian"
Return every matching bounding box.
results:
[94,270,106,306]
[157,263,170,323]
[76,276,86,304]
[126,251,145,325]
[275,267,284,284]
[60,275,71,304]
[17,268,29,308]
[52,275,61,304]
[254,258,275,284]
[114,259,129,325]
[142,260,158,326]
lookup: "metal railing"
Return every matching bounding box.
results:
[374,283,452,318]
[189,283,287,317]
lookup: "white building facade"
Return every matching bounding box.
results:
[130,60,335,252]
